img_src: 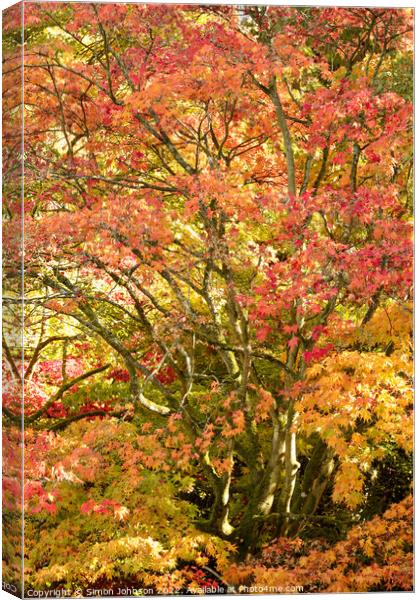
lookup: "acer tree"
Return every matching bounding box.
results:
[224,494,413,592]
[2,3,413,593]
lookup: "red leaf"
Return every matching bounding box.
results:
[288,336,300,349]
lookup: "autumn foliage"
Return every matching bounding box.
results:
[225,494,413,592]
[2,2,413,595]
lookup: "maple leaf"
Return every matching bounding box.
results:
[114,505,130,522]
[288,336,300,349]
[256,324,272,342]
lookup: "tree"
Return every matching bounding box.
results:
[2,4,413,592]
[224,494,413,592]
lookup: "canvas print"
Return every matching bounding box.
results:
[2,2,413,597]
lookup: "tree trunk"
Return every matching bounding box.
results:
[235,411,286,558]
[276,401,300,535]
[286,439,335,537]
